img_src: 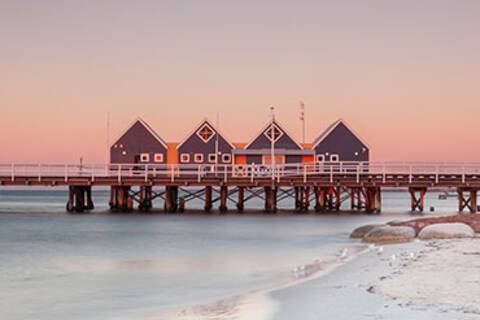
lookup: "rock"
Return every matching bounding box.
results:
[363,226,416,244]
[350,224,385,239]
[468,220,480,233]
[418,223,475,240]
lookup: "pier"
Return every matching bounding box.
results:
[1,162,480,214]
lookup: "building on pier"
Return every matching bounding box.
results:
[234,120,314,165]
[110,118,168,164]
[177,119,235,165]
[312,119,369,163]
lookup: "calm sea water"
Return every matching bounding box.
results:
[0,188,460,320]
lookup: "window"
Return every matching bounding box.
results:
[222,154,232,163]
[196,123,216,143]
[121,151,127,156]
[330,154,339,162]
[154,153,164,163]
[194,153,204,163]
[208,153,217,163]
[140,153,150,162]
[316,154,325,162]
[180,153,190,163]
[354,151,359,157]
[263,124,283,142]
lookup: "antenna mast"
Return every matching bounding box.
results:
[300,101,305,144]
[106,111,110,164]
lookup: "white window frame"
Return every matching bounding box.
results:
[140,153,150,163]
[222,153,232,163]
[330,154,339,162]
[194,153,204,163]
[316,154,325,162]
[180,153,190,163]
[154,153,164,163]
[208,153,217,163]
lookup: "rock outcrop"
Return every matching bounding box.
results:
[363,226,416,244]
[418,223,475,240]
[350,224,385,239]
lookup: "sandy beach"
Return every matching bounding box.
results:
[270,238,480,320]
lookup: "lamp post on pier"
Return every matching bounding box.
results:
[270,106,276,181]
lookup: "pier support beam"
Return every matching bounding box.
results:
[302,187,310,212]
[265,186,273,213]
[164,186,178,213]
[237,187,244,212]
[109,186,133,212]
[264,186,277,213]
[457,188,478,213]
[364,187,381,213]
[204,186,212,212]
[67,186,94,213]
[219,186,228,213]
[350,187,363,211]
[409,187,427,213]
[294,187,301,211]
[138,186,153,212]
[314,186,320,212]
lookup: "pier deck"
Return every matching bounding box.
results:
[1,162,479,213]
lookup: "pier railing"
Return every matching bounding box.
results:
[2,162,480,183]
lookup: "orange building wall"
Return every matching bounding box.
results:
[302,155,314,163]
[167,143,179,164]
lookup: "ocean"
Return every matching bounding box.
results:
[0,188,460,319]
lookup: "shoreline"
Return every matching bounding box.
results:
[157,243,370,320]
[269,237,480,320]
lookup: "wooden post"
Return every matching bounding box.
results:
[374,187,381,213]
[303,187,310,212]
[272,187,278,213]
[118,186,125,211]
[264,186,272,213]
[139,186,145,211]
[314,186,320,212]
[334,186,341,211]
[365,187,372,213]
[219,186,228,212]
[457,188,477,213]
[85,186,94,210]
[471,190,478,213]
[204,186,212,212]
[294,187,301,211]
[109,186,117,211]
[327,187,334,210]
[165,186,173,213]
[145,186,153,211]
[318,187,327,212]
[237,187,244,212]
[357,188,363,210]
[66,186,74,212]
[409,187,427,213]
[350,188,355,210]
[178,197,185,213]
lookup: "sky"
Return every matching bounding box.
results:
[1,0,480,163]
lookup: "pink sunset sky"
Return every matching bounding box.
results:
[1,1,479,163]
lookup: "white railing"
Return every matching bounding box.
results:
[1,162,480,183]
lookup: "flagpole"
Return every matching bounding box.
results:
[270,106,275,181]
[300,101,305,144]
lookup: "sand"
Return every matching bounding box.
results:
[270,238,480,320]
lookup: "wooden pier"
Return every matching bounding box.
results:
[1,162,480,214]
